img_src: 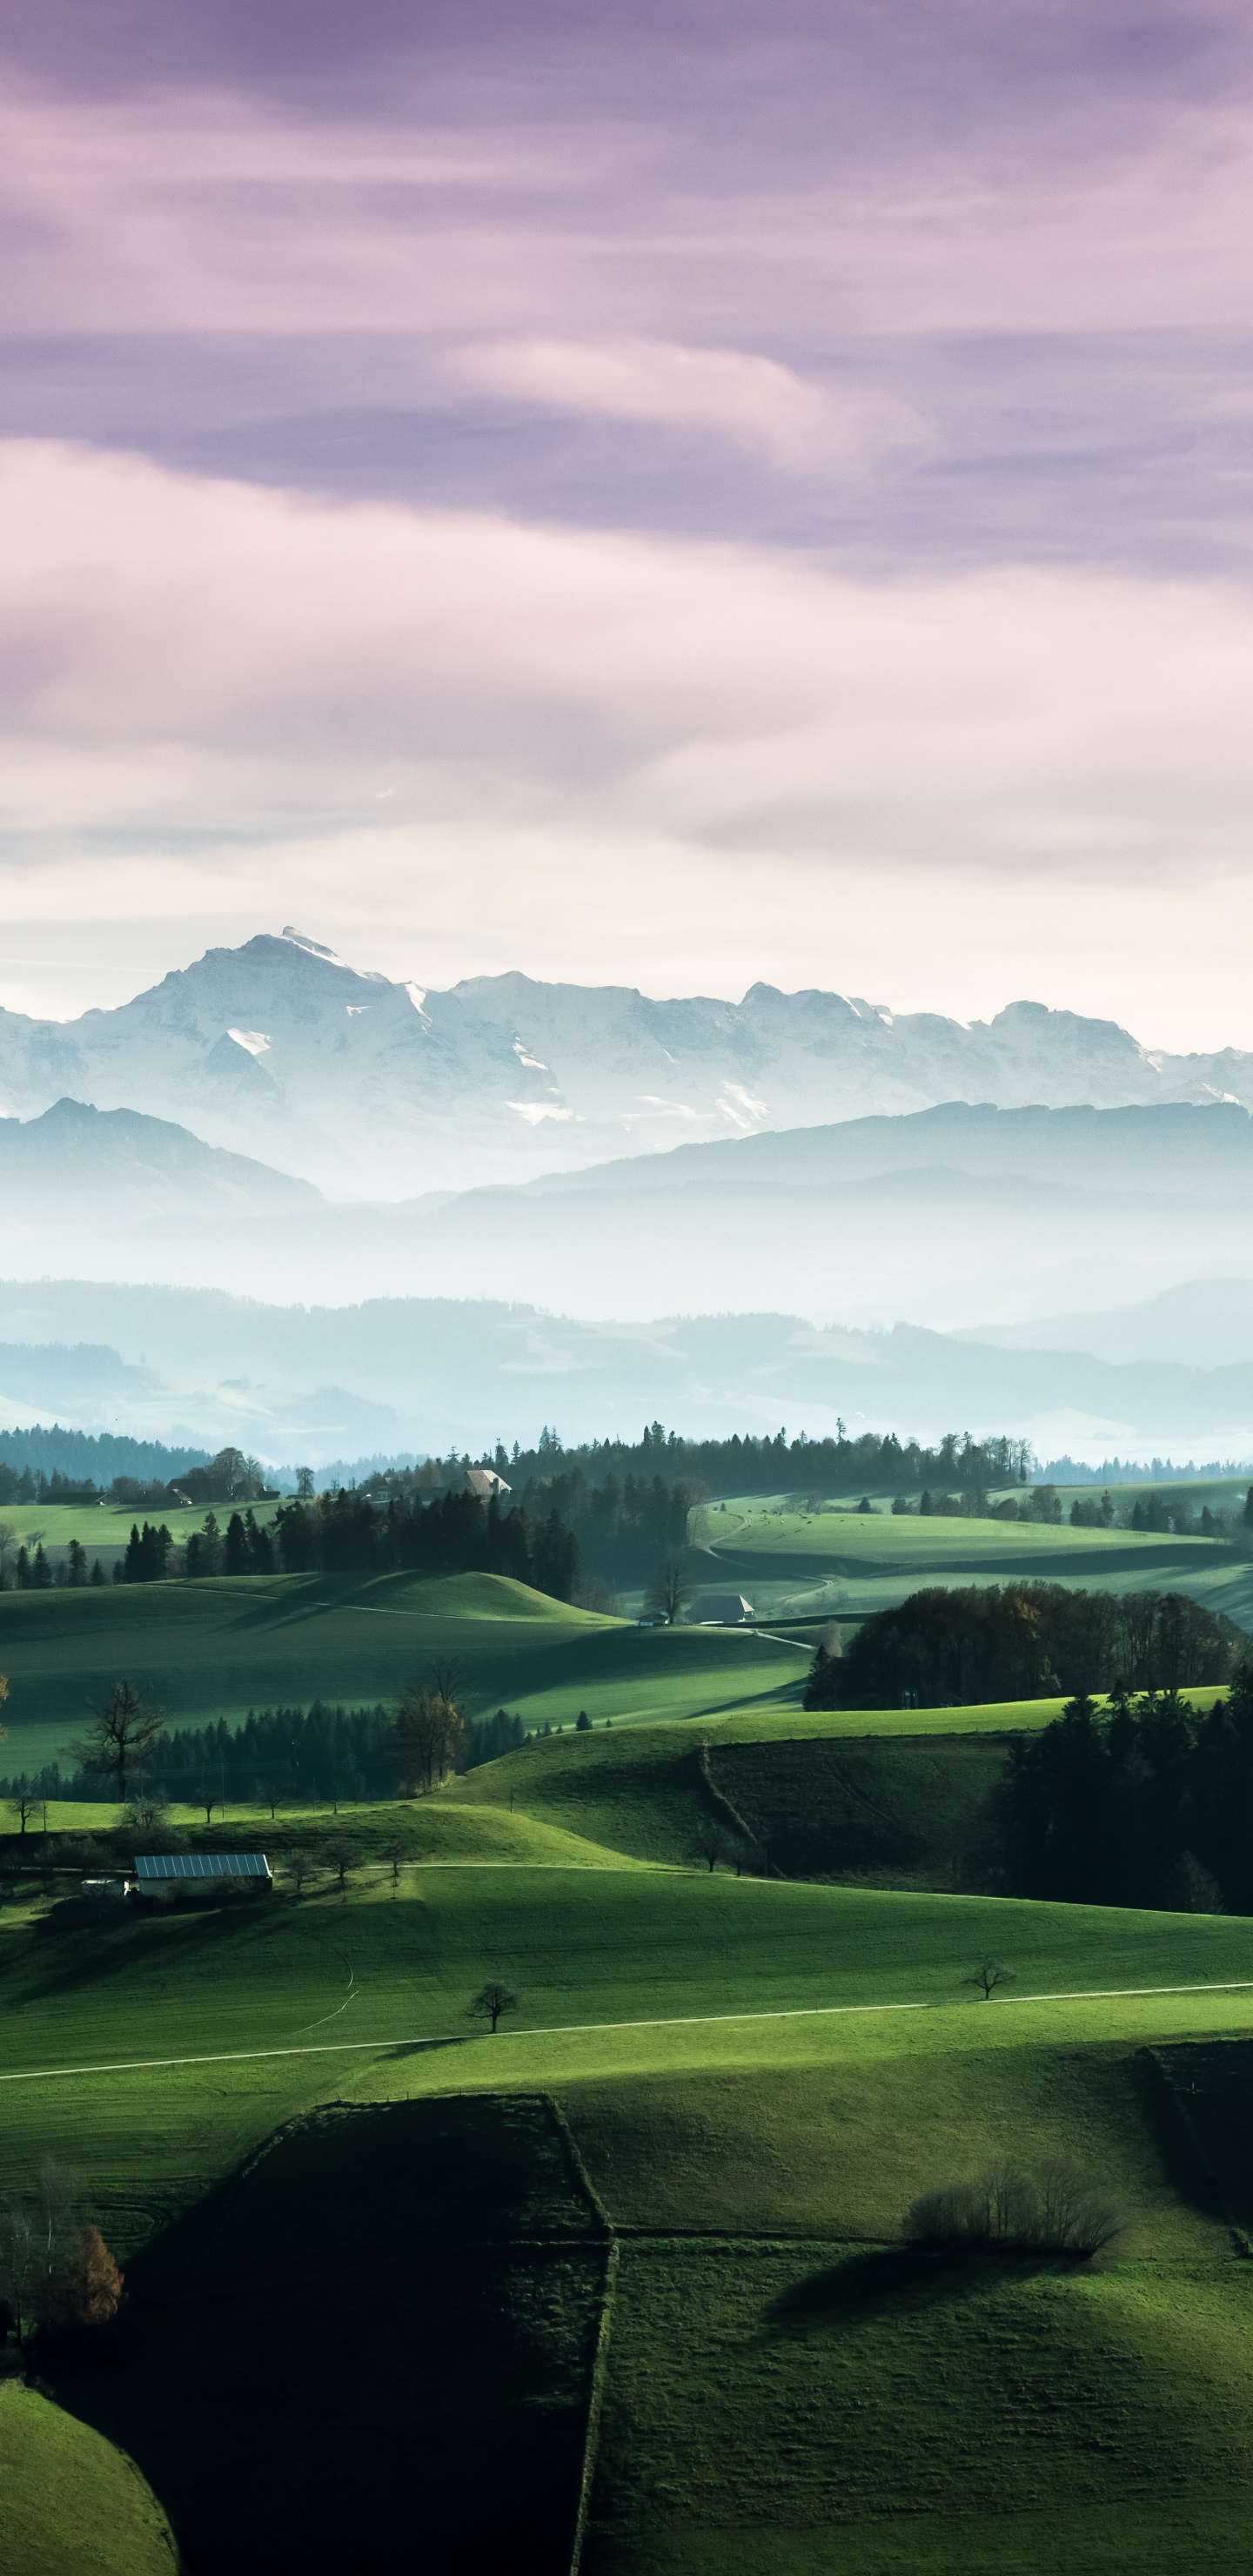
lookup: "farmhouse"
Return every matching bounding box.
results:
[134,1851,273,1892]
[687,1592,756,1625]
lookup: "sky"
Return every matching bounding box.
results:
[1,0,1251,1045]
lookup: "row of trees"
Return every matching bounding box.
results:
[486,1422,1034,1499]
[805,1583,1240,1712]
[1,1683,527,1812]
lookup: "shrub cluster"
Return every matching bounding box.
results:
[905,2161,1123,2257]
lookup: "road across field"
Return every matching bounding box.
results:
[4,1976,1253,2083]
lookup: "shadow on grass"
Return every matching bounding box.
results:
[18,1896,284,2002]
[378,2033,469,2062]
[47,2095,606,2576]
[762,2244,1077,2340]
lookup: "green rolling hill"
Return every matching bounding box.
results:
[697,1501,1253,1627]
[4,1568,1253,2574]
[0,1568,810,1774]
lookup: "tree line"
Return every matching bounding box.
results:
[480,1420,1033,1501]
[1,1694,528,1813]
[1002,1667,1253,1913]
[805,1582,1240,1711]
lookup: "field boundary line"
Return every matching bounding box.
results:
[569,2237,620,2576]
[5,1978,1253,2085]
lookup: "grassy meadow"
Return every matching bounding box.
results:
[5,1830,1253,2572]
[0,1566,809,1774]
[4,1538,1253,2572]
[696,1499,1253,1627]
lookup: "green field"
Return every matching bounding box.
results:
[6,1841,1253,2571]
[0,1497,283,1566]
[6,1556,1253,2571]
[697,1501,1253,1627]
[0,1568,809,1773]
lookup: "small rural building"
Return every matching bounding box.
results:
[687,1593,756,1625]
[415,1464,512,1503]
[133,1852,273,1893]
[80,1876,132,1901]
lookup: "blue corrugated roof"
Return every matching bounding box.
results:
[134,1852,271,1880]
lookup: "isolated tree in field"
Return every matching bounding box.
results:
[196,1782,220,1827]
[321,1838,359,1894]
[965,1956,1015,2002]
[691,1812,727,1873]
[379,1835,405,1888]
[72,1680,164,1804]
[286,1849,316,1899]
[468,1981,519,2034]
[646,1556,692,1626]
[7,1780,40,1836]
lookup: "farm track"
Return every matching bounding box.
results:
[6,1976,1253,2085]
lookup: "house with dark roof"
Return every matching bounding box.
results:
[134,1852,272,1891]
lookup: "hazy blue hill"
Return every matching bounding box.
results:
[3,1280,1253,1460]
[0,1097,320,1221]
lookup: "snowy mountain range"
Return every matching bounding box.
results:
[2,926,1251,1200]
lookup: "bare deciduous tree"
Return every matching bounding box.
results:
[71,1680,164,1805]
[379,1836,406,1889]
[468,1981,519,2034]
[321,1839,359,1894]
[964,1956,1015,2002]
[691,1813,729,1873]
[286,1849,316,1900]
[645,1558,693,1627]
[7,1781,40,1836]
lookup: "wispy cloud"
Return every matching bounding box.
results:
[0,437,1250,1043]
[452,338,916,471]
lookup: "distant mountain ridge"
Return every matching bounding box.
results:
[2,926,1250,1199]
[3,1093,1253,1334]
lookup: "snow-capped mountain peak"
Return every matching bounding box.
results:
[1,931,1250,1203]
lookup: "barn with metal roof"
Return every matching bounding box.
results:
[134,1852,272,1886]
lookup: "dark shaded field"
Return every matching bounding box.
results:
[48,2096,607,2576]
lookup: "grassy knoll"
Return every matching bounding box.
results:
[698,1505,1253,1627]
[586,2247,1253,2576]
[0,2381,178,2575]
[0,1567,807,1772]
